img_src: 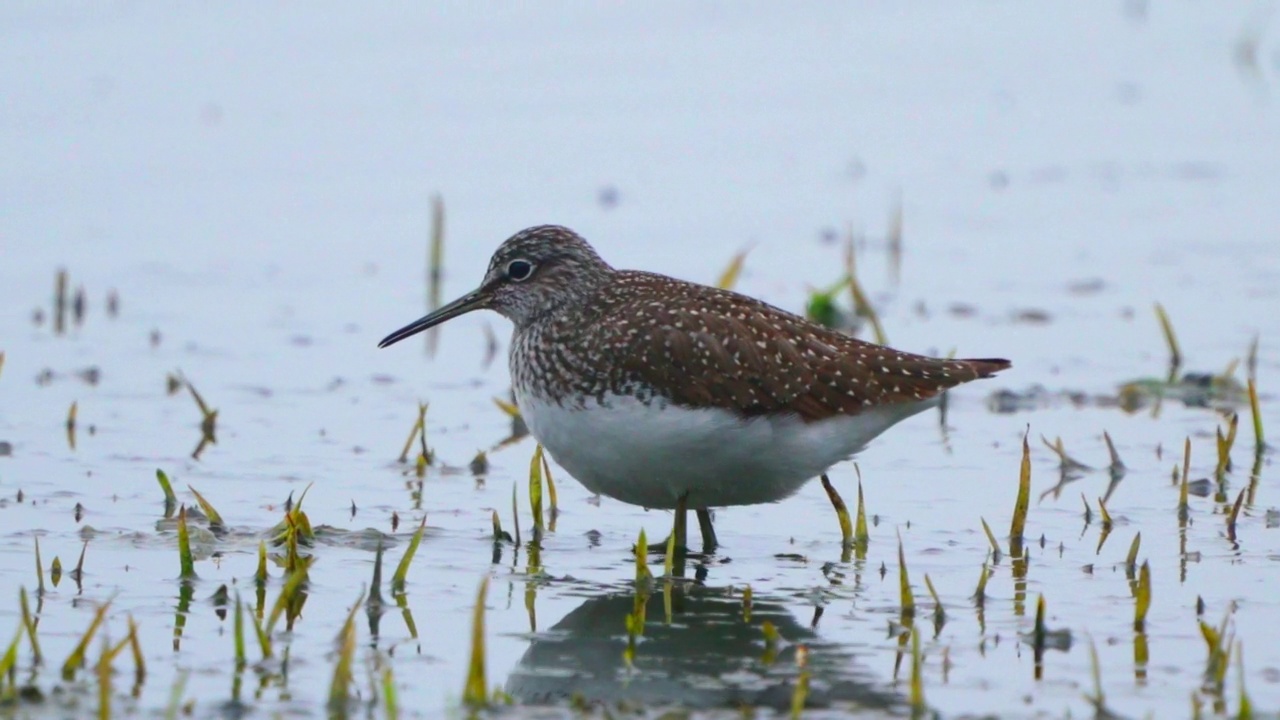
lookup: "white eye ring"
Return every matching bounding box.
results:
[507,259,534,281]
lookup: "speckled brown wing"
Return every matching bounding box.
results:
[607,272,1010,422]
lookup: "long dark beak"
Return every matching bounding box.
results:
[378,287,491,348]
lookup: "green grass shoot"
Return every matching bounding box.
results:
[1009,430,1031,556]
[1216,413,1239,478]
[511,482,521,548]
[634,529,653,585]
[854,469,870,557]
[972,563,990,606]
[491,510,512,544]
[391,517,426,591]
[186,485,225,530]
[790,644,810,719]
[909,627,925,716]
[529,445,545,541]
[156,469,177,517]
[96,634,112,720]
[1097,496,1113,530]
[1103,430,1125,472]
[1081,495,1093,525]
[538,446,558,523]
[249,600,271,660]
[1179,437,1191,524]
[176,506,196,580]
[1227,489,1246,542]
[265,569,309,636]
[0,625,21,696]
[898,536,915,621]
[742,585,753,623]
[715,244,753,291]
[34,537,45,595]
[164,670,189,720]
[924,574,946,628]
[1085,636,1106,713]
[1032,595,1047,678]
[233,594,246,671]
[327,588,364,717]
[1236,641,1252,719]
[1134,561,1151,632]
[493,396,521,419]
[979,517,1000,557]
[760,620,780,665]
[426,195,445,357]
[255,540,268,584]
[397,402,427,464]
[51,556,62,587]
[1154,302,1183,372]
[382,665,398,720]
[663,529,676,578]
[19,588,41,664]
[61,600,111,680]
[1248,379,1264,452]
[844,234,887,344]
[126,615,144,686]
[66,400,77,450]
[461,576,490,708]
[1125,532,1142,574]
[820,474,853,547]
[183,375,218,438]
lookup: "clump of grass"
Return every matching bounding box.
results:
[790,644,810,719]
[461,577,489,707]
[1009,430,1032,557]
[715,244,753,291]
[391,517,426,592]
[820,474,853,549]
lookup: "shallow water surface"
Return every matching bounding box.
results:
[2,2,1279,718]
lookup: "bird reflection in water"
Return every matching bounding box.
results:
[505,585,902,713]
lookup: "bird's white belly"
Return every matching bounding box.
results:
[515,392,934,509]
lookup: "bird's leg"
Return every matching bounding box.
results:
[695,508,718,554]
[646,492,690,556]
[672,493,689,552]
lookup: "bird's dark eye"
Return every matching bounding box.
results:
[506,259,534,281]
